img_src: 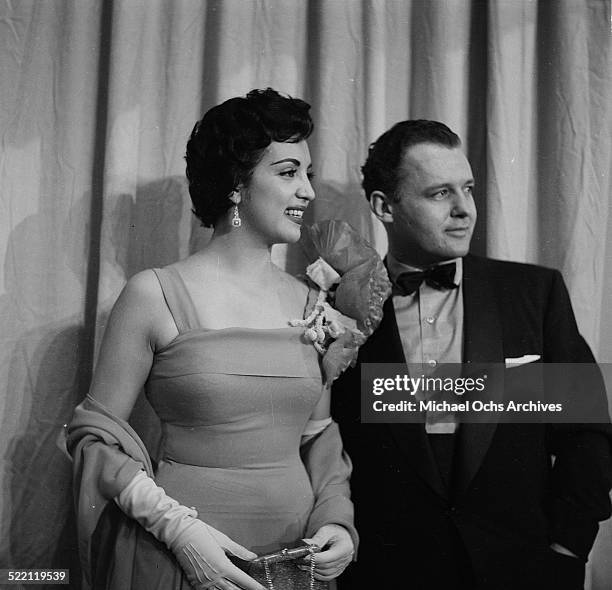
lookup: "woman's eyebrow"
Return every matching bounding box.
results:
[270,158,300,166]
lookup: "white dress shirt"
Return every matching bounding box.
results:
[387,255,464,433]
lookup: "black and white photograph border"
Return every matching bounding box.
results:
[0,1,610,589]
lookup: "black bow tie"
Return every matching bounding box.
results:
[394,263,458,296]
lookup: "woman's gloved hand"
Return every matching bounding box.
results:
[115,470,266,590]
[302,524,354,581]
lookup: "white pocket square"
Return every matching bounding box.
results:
[505,354,541,368]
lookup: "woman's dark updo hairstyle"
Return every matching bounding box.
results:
[185,88,314,227]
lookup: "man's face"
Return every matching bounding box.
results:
[384,143,477,267]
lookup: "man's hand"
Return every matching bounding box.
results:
[301,524,354,581]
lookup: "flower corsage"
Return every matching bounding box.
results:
[290,220,391,384]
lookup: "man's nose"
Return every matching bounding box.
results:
[450,189,473,217]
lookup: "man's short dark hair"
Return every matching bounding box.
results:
[361,120,461,201]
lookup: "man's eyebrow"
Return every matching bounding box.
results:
[426,179,475,190]
[425,182,452,191]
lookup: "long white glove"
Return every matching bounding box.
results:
[115,471,266,590]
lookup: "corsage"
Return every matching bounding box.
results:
[290,220,391,384]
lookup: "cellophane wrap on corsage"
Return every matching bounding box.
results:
[291,220,391,384]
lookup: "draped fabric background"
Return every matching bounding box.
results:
[1,0,610,587]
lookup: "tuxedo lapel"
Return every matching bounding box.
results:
[462,256,504,364]
[455,255,505,496]
[364,297,447,498]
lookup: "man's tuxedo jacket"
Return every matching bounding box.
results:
[332,255,612,590]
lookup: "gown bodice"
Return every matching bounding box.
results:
[144,267,324,554]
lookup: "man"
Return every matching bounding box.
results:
[332,120,612,589]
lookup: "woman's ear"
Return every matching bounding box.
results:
[229,189,242,205]
[369,190,394,223]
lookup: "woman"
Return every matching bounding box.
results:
[67,88,388,590]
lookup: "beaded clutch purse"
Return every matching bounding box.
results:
[246,544,327,590]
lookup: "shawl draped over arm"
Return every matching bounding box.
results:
[66,394,154,590]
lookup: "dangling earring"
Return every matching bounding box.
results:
[232,204,242,227]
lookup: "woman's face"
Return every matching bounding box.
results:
[239,140,315,245]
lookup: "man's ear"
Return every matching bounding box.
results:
[369,190,394,223]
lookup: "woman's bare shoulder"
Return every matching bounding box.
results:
[110,269,177,346]
[89,269,168,418]
[119,269,165,310]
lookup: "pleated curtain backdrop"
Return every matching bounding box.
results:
[0,0,610,587]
